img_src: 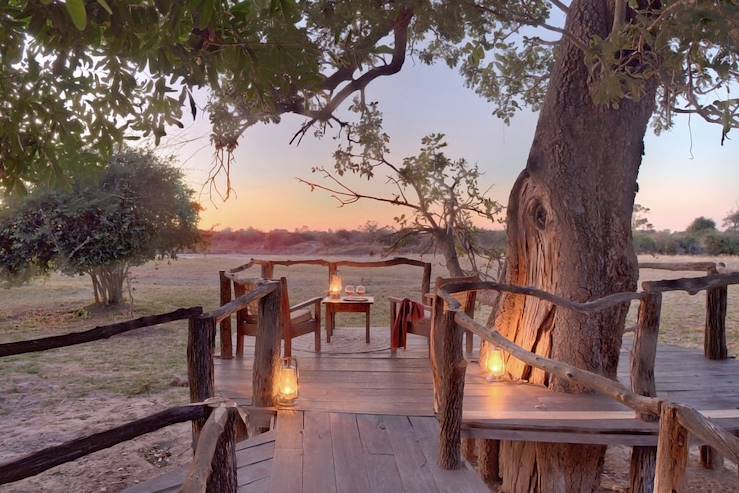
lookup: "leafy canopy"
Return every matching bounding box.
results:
[686,215,717,234]
[1,1,737,194]
[0,148,201,285]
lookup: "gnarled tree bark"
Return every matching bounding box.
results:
[495,1,657,491]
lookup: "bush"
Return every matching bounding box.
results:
[704,233,739,255]
[0,149,200,304]
[633,232,657,254]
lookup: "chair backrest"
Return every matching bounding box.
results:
[278,277,292,332]
[233,278,262,323]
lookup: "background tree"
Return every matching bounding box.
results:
[723,208,739,232]
[686,215,718,235]
[299,106,504,278]
[632,203,655,232]
[2,1,738,490]
[0,149,201,304]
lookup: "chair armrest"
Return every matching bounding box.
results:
[290,296,323,312]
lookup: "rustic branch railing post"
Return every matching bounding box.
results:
[704,264,728,361]
[206,407,238,493]
[233,281,246,357]
[702,267,727,468]
[181,406,238,493]
[260,261,274,279]
[704,285,727,359]
[188,315,216,449]
[654,403,689,493]
[429,288,446,414]
[421,262,432,296]
[629,291,662,493]
[219,271,233,360]
[437,307,466,469]
[252,284,282,408]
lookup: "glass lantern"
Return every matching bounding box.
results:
[484,348,506,381]
[277,356,299,405]
[329,274,342,299]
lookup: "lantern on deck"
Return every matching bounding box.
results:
[277,357,299,405]
[329,274,343,299]
[484,348,506,381]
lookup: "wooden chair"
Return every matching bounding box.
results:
[233,277,322,357]
[389,276,478,352]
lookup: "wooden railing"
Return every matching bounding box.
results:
[218,256,432,358]
[431,270,739,493]
[639,261,729,360]
[0,279,285,492]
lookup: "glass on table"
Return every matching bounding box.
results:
[344,285,355,296]
[355,285,366,295]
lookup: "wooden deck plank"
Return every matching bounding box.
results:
[356,414,394,455]
[239,476,270,493]
[408,416,489,493]
[382,415,440,493]
[269,449,302,493]
[238,459,273,487]
[330,413,371,493]
[269,411,304,493]
[365,453,404,493]
[275,410,303,450]
[303,411,337,493]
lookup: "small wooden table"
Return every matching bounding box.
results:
[322,296,375,343]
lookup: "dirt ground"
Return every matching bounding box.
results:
[0,254,737,492]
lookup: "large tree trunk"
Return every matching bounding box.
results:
[88,264,128,305]
[495,1,656,491]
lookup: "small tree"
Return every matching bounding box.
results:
[0,149,200,304]
[299,106,503,277]
[632,203,654,232]
[686,216,717,235]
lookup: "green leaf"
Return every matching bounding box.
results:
[188,91,197,120]
[97,0,113,15]
[65,0,87,31]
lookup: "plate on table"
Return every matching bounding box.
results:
[342,296,369,302]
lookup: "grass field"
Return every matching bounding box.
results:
[0,253,736,491]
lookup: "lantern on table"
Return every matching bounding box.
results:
[329,274,343,299]
[277,356,299,405]
[483,347,506,381]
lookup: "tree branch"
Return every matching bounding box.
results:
[289,8,414,136]
[550,0,569,14]
[297,168,422,211]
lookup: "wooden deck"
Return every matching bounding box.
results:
[129,328,738,492]
[125,410,490,493]
[215,329,739,445]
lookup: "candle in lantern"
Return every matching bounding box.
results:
[329,274,343,299]
[278,357,299,405]
[485,348,506,381]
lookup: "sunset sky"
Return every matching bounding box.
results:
[161,59,739,233]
